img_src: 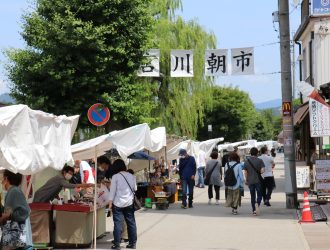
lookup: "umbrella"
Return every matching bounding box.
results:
[128,151,156,160]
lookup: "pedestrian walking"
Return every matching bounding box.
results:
[178,149,197,209]
[205,151,222,205]
[196,149,207,188]
[259,146,275,206]
[243,147,265,216]
[222,145,234,199]
[224,152,244,215]
[109,159,137,249]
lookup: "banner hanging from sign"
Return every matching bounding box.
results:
[170,50,194,77]
[231,47,254,75]
[312,0,330,16]
[309,99,330,137]
[138,49,160,77]
[205,49,228,76]
[138,48,256,77]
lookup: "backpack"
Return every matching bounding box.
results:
[224,163,239,186]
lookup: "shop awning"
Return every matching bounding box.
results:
[294,103,309,126]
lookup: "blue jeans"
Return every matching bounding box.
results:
[112,204,137,246]
[248,183,262,212]
[181,179,195,207]
[197,167,205,187]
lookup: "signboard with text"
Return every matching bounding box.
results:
[296,166,310,188]
[315,159,330,196]
[282,102,292,117]
[312,0,330,16]
[309,99,330,137]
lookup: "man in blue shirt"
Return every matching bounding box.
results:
[179,149,197,208]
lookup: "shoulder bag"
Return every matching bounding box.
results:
[119,173,141,211]
[204,161,218,186]
[247,158,264,184]
[2,220,27,248]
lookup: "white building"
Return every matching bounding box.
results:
[294,0,330,161]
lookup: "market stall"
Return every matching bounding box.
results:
[0,104,79,247]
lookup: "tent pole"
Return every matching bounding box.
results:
[148,150,150,183]
[165,146,169,178]
[25,175,33,200]
[93,146,98,250]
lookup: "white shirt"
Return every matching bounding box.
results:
[80,161,95,184]
[109,172,136,208]
[258,154,275,177]
[198,150,206,168]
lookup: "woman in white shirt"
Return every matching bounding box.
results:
[109,159,137,249]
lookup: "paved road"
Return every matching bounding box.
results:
[98,153,310,250]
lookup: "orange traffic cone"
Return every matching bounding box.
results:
[299,191,315,223]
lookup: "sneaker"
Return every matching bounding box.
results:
[255,204,260,215]
[232,209,238,215]
[111,244,120,249]
[111,239,129,244]
[126,244,136,249]
[253,211,257,216]
[215,200,220,205]
[208,199,212,205]
[181,204,187,209]
[265,201,271,207]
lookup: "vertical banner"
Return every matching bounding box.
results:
[309,99,330,137]
[231,47,254,75]
[170,50,194,77]
[205,49,228,76]
[138,49,160,77]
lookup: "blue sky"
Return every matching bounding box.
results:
[0,0,301,103]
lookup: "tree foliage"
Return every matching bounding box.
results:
[5,0,153,126]
[197,86,257,142]
[148,1,216,138]
[251,112,274,141]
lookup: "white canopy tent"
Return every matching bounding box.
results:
[0,104,79,175]
[237,140,278,150]
[128,127,168,173]
[217,140,252,151]
[71,123,153,161]
[167,137,224,161]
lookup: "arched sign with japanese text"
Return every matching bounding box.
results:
[87,103,110,126]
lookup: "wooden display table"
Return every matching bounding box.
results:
[53,204,106,247]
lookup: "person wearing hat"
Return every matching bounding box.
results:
[178,149,197,209]
[222,145,234,199]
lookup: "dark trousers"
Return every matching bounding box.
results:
[248,183,262,212]
[112,204,137,246]
[208,185,220,200]
[182,179,195,206]
[264,176,275,201]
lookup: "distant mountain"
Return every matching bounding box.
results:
[0,93,15,104]
[255,98,282,110]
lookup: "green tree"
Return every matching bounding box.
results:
[251,112,274,141]
[197,86,257,142]
[147,0,216,138]
[5,0,153,127]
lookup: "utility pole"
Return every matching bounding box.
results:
[291,32,296,99]
[278,0,297,208]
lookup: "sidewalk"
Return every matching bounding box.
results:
[96,153,324,250]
